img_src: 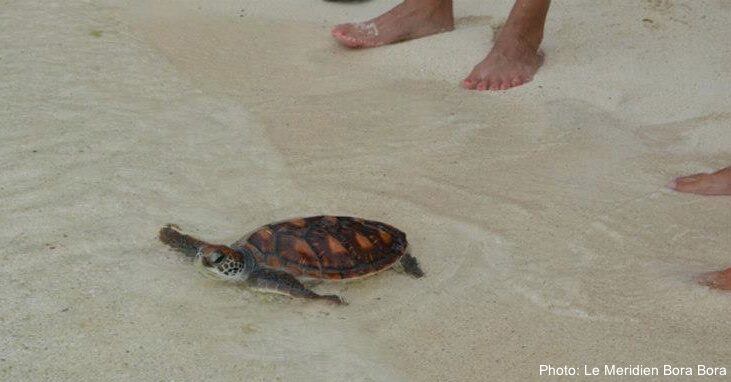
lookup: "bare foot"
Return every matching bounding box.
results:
[331,0,454,48]
[697,268,731,290]
[666,166,731,195]
[462,0,550,91]
[462,33,544,91]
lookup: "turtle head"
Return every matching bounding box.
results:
[196,245,250,281]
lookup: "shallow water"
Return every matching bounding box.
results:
[2,1,730,381]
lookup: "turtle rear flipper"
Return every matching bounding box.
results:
[247,268,346,305]
[397,253,424,278]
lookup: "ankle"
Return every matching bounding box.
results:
[408,0,453,21]
[496,23,542,52]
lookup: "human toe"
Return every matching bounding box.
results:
[669,174,710,194]
[697,268,731,290]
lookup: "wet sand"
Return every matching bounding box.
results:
[1,0,730,380]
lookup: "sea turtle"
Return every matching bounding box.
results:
[158,216,424,304]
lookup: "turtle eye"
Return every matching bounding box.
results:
[209,252,225,264]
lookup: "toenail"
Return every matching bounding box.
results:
[678,177,698,183]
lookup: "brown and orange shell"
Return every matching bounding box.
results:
[231,216,408,280]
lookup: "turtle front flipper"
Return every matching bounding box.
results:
[247,268,345,305]
[159,224,210,259]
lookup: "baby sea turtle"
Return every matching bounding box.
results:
[159,216,424,304]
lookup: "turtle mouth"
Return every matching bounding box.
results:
[195,263,227,280]
[194,256,245,281]
[194,258,229,280]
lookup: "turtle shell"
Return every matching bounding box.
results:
[231,216,408,280]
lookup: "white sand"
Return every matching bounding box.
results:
[2,0,730,380]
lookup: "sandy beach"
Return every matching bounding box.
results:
[1,0,730,380]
